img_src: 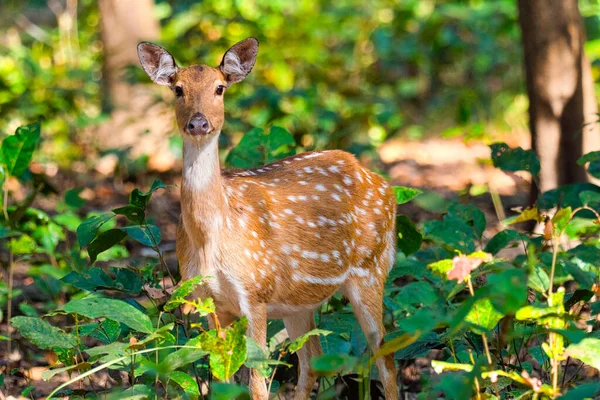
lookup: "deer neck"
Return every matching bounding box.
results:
[181,135,226,249]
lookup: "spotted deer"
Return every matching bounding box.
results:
[137,38,398,400]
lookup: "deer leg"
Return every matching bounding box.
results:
[247,303,269,400]
[343,279,398,400]
[284,310,322,400]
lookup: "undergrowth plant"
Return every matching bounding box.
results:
[1,122,599,399]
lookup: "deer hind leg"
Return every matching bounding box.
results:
[342,278,398,399]
[284,310,323,400]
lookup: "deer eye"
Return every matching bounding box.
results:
[175,86,184,97]
[216,85,225,96]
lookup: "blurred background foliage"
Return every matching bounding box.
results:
[0,0,599,165]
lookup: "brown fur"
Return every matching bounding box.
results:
[139,39,398,400]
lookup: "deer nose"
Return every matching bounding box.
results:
[186,114,212,136]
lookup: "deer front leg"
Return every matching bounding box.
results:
[247,303,269,399]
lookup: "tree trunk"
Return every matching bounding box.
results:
[99,0,159,111]
[517,0,600,195]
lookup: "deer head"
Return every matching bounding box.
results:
[137,38,259,141]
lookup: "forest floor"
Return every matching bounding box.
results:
[3,132,535,399]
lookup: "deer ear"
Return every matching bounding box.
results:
[220,37,259,84]
[137,42,178,86]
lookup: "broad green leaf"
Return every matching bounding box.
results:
[528,264,550,293]
[488,268,528,314]
[210,382,250,400]
[10,316,76,350]
[8,234,37,255]
[427,259,453,277]
[41,363,91,381]
[372,331,420,359]
[1,122,41,178]
[199,318,248,381]
[288,329,332,353]
[77,213,114,248]
[165,276,206,312]
[392,186,422,205]
[169,371,199,400]
[310,354,357,376]
[447,203,486,238]
[226,126,296,169]
[552,207,572,236]
[579,190,600,207]
[79,319,121,344]
[120,224,161,247]
[516,305,561,321]
[485,229,523,255]
[87,229,127,263]
[160,335,208,372]
[465,298,504,334]
[565,338,600,371]
[557,382,600,400]
[112,205,145,224]
[64,188,86,209]
[506,207,542,225]
[63,297,152,333]
[129,179,168,210]
[568,244,600,265]
[578,151,600,179]
[396,215,422,255]
[490,142,540,176]
[423,217,477,253]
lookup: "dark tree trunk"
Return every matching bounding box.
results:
[517,0,600,195]
[99,0,159,111]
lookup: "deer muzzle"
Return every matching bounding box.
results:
[186,113,212,136]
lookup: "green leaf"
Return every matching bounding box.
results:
[120,224,161,247]
[63,297,152,333]
[372,331,420,359]
[210,383,250,400]
[10,316,76,350]
[77,213,114,248]
[427,259,453,278]
[169,371,199,400]
[568,244,600,265]
[1,122,41,178]
[485,229,523,255]
[65,188,86,209]
[164,276,206,312]
[225,126,296,169]
[490,142,540,176]
[488,268,528,314]
[528,264,550,293]
[516,305,561,321]
[423,217,477,253]
[579,190,600,207]
[112,205,145,224]
[565,338,600,371]
[199,318,248,381]
[310,354,357,376]
[8,234,37,255]
[87,229,127,263]
[558,382,600,400]
[288,329,332,353]
[506,206,542,225]
[578,151,600,179]
[465,298,504,334]
[129,179,168,210]
[392,186,422,205]
[396,215,422,255]
[552,207,572,236]
[160,335,208,372]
